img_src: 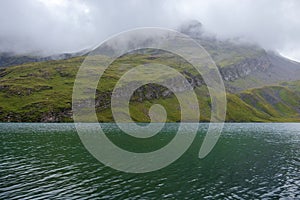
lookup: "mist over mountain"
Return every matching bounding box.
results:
[177,20,300,92]
[0,19,299,122]
[0,49,89,68]
[2,19,299,92]
[1,0,300,61]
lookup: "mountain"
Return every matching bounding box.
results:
[0,21,299,122]
[0,49,89,68]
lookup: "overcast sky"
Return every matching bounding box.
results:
[0,0,300,61]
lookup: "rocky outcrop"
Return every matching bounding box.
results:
[93,55,271,110]
[219,55,271,81]
[179,20,203,38]
[40,108,72,122]
[94,70,206,110]
[0,106,72,122]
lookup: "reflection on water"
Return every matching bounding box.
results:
[0,123,299,199]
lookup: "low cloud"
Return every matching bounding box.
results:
[0,0,299,61]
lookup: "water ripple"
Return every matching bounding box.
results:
[0,123,299,199]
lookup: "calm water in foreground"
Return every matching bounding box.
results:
[0,123,299,199]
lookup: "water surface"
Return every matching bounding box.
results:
[0,123,299,199]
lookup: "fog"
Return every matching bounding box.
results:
[0,0,299,61]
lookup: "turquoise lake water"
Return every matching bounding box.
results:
[0,123,299,199]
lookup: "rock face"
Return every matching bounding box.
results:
[40,109,72,122]
[179,20,203,38]
[93,55,271,109]
[1,108,72,123]
[86,52,273,114]
[219,55,271,81]
[94,70,206,111]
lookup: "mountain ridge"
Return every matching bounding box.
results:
[0,20,299,122]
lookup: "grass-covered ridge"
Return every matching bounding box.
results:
[0,57,83,122]
[0,52,299,122]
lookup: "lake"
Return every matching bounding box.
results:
[0,123,299,199]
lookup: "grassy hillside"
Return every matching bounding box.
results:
[0,54,299,122]
[239,85,300,122]
[0,57,83,122]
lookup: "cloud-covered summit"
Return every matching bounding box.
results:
[0,0,299,61]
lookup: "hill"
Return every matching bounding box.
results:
[0,21,299,122]
[0,53,299,122]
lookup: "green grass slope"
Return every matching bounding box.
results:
[239,84,300,121]
[0,55,299,122]
[0,57,83,122]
